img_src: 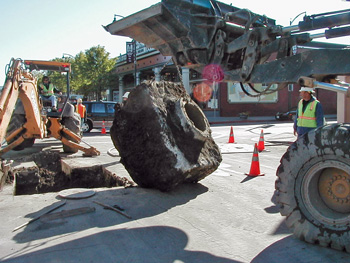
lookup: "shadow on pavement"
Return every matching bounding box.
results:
[3,226,239,263]
[240,176,261,183]
[12,183,209,243]
[251,235,350,263]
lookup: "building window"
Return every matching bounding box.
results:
[227,82,278,103]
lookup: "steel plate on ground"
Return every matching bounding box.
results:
[58,188,96,199]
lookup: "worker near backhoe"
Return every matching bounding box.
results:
[122,92,129,106]
[39,76,62,111]
[294,87,325,137]
[75,98,86,125]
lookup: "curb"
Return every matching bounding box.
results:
[208,119,279,125]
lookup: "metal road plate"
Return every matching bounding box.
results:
[58,188,96,199]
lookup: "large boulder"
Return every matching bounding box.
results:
[110,81,222,191]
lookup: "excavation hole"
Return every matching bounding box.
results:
[10,152,134,195]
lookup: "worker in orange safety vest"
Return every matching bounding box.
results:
[75,98,86,125]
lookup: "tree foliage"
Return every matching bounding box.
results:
[43,45,117,100]
[74,45,116,100]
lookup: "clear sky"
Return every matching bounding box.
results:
[1,0,349,85]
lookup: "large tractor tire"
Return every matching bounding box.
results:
[61,113,81,153]
[6,114,35,151]
[276,123,350,252]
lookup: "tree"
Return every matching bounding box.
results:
[43,46,117,100]
[74,46,117,100]
[72,52,91,96]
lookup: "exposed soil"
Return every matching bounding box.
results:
[7,151,134,195]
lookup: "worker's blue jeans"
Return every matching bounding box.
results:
[40,95,57,108]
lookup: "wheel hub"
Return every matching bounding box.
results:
[319,168,350,213]
[331,177,350,200]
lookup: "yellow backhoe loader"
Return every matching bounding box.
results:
[0,58,100,157]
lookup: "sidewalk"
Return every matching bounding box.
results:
[207,115,276,125]
[206,114,337,125]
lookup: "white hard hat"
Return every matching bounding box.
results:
[299,87,315,93]
[123,92,130,98]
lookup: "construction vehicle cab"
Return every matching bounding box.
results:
[24,60,71,115]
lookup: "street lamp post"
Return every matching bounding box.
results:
[62,53,74,60]
[114,14,137,87]
[287,13,306,111]
[60,53,75,105]
[133,39,137,87]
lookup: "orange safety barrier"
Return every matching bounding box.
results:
[245,143,264,177]
[257,129,265,152]
[228,126,235,143]
[101,120,106,134]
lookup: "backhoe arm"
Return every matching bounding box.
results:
[0,59,99,157]
[0,60,22,146]
[0,59,45,154]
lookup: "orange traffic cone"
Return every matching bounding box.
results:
[245,143,264,177]
[101,120,106,134]
[257,129,265,152]
[228,126,235,143]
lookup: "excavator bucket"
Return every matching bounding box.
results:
[104,0,275,69]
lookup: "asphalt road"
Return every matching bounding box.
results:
[1,121,350,262]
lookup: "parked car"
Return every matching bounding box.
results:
[81,101,117,132]
[275,108,297,121]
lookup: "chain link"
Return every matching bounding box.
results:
[175,63,183,85]
[159,58,171,74]
[158,57,183,85]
